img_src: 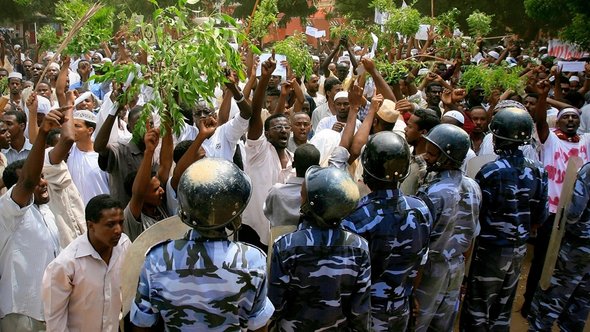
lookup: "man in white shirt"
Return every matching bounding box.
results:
[68,110,109,205]
[242,54,296,252]
[0,107,64,331]
[2,109,32,164]
[42,194,130,332]
[311,77,342,132]
[316,91,362,135]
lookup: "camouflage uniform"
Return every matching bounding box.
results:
[268,218,371,331]
[341,189,431,331]
[460,150,548,332]
[415,170,481,332]
[130,229,275,331]
[529,162,590,332]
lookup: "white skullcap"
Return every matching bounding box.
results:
[36,96,52,115]
[488,51,500,60]
[418,68,429,76]
[570,76,580,82]
[556,108,579,120]
[312,55,319,62]
[443,110,465,125]
[333,91,348,101]
[14,44,21,49]
[8,72,22,80]
[73,110,97,124]
[47,62,60,70]
[338,56,350,64]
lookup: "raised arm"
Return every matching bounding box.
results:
[128,123,159,219]
[349,94,383,164]
[157,121,173,187]
[94,86,124,154]
[320,41,341,78]
[533,80,551,143]
[48,102,75,165]
[11,108,64,207]
[225,72,252,120]
[248,53,276,140]
[361,58,397,102]
[340,85,363,154]
[55,56,70,107]
[170,117,216,191]
[26,92,40,143]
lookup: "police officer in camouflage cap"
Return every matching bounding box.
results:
[268,166,372,331]
[461,106,548,331]
[130,158,275,331]
[342,131,432,331]
[414,124,482,332]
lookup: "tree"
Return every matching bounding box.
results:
[524,0,590,50]
[228,0,317,28]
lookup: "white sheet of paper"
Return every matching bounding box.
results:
[256,53,287,79]
[305,26,318,37]
[315,30,326,38]
[415,24,430,41]
[368,32,379,58]
[558,61,586,72]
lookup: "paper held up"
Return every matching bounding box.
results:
[306,26,326,39]
[557,61,586,73]
[256,53,288,79]
[415,25,431,41]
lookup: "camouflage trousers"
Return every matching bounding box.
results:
[459,242,527,332]
[415,255,464,332]
[371,296,410,331]
[528,238,590,332]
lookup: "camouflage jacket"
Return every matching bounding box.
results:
[417,169,482,260]
[130,229,274,331]
[566,162,590,243]
[268,218,371,332]
[475,149,548,246]
[341,189,431,309]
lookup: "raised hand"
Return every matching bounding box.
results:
[197,116,218,139]
[360,57,376,74]
[144,121,160,152]
[41,106,67,134]
[26,92,38,113]
[261,50,277,77]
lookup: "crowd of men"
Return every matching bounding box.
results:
[0,24,590,332]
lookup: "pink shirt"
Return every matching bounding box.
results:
[42,233,130,332]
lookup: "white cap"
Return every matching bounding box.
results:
[410,48,419,56]
[73,110,97,123]
[74,91,96,107]
[418,68,429,76]
[539,46,548,52]
[337,55,350,64]
[8,72,22,80]
[312,55,319,62]
[443,110,465,125]
[570,76,580,82]
[353,45,362,52]
[488,51,500,60]
[36,96,52,115]
[333,91,348,101]
[14,44,21,49]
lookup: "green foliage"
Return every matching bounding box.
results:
[55,0,115,55]
[437,8,461,33]
[385,5,422,37]
[37,25,59,51]
[249,0,278,40]
[374,58,421,85]
[92,2,247,138]
[273,33,313,79]
[466,10,493,37]
[460,65,526,96]
[561,14,590,51]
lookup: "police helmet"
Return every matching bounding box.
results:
[301,166,360,228]
[489,107,533,144]
[361,131,411,182]
[423,123,470,167]
[177,158,252,234]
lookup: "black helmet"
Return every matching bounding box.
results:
[301,166,360,228]
[423,124,470,167]
[177,158,252,235]
[489,107,533,144]
[361,131,410,182]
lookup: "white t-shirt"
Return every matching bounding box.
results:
[316,115,361,135]
[67,144,110,206]
[541,130,590,213]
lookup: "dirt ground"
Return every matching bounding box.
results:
[455,244,590,332]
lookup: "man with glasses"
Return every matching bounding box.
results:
[242,54,296,252]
